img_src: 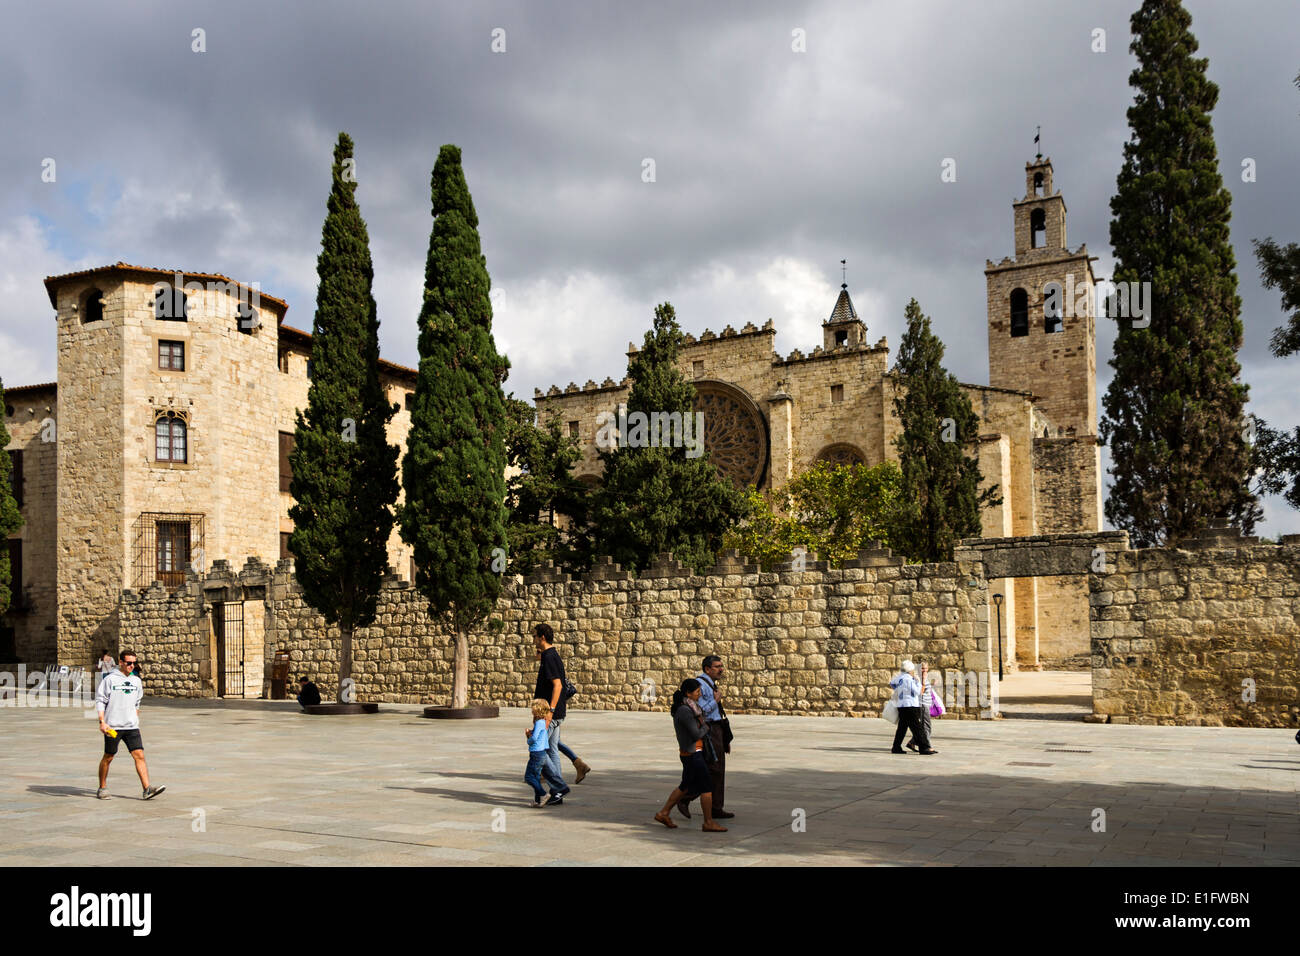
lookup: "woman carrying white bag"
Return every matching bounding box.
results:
[907,662,944,752]
[886,660,938,755]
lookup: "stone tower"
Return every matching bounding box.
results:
[822,284,867,350]
[984,157,1098,437]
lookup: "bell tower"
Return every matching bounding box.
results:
[984,157,1098,437]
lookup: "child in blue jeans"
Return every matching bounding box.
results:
[524,699,556,806]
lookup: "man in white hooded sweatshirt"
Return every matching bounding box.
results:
[95,650,165,800]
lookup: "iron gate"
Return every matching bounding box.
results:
[213,601,245,698]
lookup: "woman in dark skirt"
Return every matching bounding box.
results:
[655,678,728,832]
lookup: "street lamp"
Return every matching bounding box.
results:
[991,593,1005,680]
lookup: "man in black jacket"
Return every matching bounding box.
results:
[533,623,572,806]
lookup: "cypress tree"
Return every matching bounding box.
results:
[891,299,1001,563]
[588,302,748,573]
[287,132,399,704]
[0,380,23,615]
[400,145,509,711]
[1099,0,1259,545]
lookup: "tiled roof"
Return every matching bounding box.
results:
[3,382,57,395]
[43,262,290,313]
[278,324,418,382]
[826,285,858,324]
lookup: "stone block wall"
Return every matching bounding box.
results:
[3,385,59,662]
[121,551,995,719]
[1089,526,1300,728]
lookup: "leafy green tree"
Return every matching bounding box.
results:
[724,460,903,569]
[1249,73,1300,511]
[400,145,509,710]
[288,132,399,704]
[588,303,748,572]
[0,380,24,615]
[504,396,591,574]
[1099,0,1259,545]
[891,299,1000,562]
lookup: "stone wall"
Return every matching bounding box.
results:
[1088,525,1300,728]
[3,385,59,662]
[120,550,995,718]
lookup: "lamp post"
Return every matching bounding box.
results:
[992,593,1004,680]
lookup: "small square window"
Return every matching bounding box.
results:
[830,384,844,404]
[159,340,185,371]
[834,330,848,347]
[405,392,414,411]
[568,421,579,439]
[692,360,704,377]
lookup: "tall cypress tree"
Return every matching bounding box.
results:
[288,132,399,704]
[588,302,747,573]
[891,299,1000,563]
[1100,0,1258,545]
[400,145,509,711]
[0,380,23,616]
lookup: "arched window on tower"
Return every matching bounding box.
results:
[1045,286,1063,333]
[81,288,104,324]
[154,411,188,462]
[1033,172,1044,196]
[1030,208,1046,249]
[154,284,188,321]
[1010,288,1029,337]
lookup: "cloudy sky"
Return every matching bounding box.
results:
[3,0,1298,534]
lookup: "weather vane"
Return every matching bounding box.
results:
[840,258,847,288]
[1035,125,1042,159]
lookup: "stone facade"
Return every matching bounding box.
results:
[536,158,1102,665]
[1,384,58,661]
[1087,525,1300,728]
[120,550,996,719]
[4,263,419,668]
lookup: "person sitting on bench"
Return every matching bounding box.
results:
[296,677,321,709]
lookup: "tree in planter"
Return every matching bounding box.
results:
[0,379,23,615]
[400,145,509,711]
[287,132,399,704]
[588,302,748,573]
[1099,0,1259,545]
[504,396,591,575]
[724,460,904,569]
[891,298,1001,563]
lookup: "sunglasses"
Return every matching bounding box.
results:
[122,660,137,667]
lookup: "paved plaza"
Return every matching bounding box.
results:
[1,697,1297,866]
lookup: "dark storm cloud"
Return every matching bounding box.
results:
[2,0,1298,530]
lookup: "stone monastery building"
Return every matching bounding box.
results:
[3,156,1100,676]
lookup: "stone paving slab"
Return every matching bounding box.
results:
[0,700,1297,866]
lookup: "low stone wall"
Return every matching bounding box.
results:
[120,549,995,718]
[1088,525,1300,727]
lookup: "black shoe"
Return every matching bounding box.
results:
[544,794,564,806]
[713,810,735,819]
[919,749,939,755]
[905,741,918,752]
[891,748,907,754]
[676,798,691,819]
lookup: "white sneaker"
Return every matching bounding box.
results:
[96,788,110,800]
